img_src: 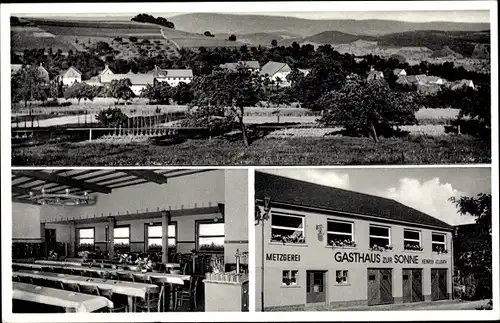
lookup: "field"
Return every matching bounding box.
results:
[160,27,247,49]
[12,135,490,166]
[11,26,77,53]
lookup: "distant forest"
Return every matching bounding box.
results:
[131,13,175,29]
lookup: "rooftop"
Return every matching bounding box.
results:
[260,61,290,77]
[255,172,453,230]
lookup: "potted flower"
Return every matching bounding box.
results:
[78,250,90,262]
[328,239,356,248]
[49,250,58,260]
[135,256,153,272]
[119,253,132,264]
[434,246,448,254]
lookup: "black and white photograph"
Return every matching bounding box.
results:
[255,168,492,311]
[10,169,249,313]
[7,5,492,166]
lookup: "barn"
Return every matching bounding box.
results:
[255,172,454,311]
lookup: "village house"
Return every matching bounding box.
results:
[11,64,24,75]
[448,79,475,91]
[150,66,194,87]
[100,73,155,96]
[56,66,82,86]
[415,75,445,86]
[396,75,419,87]
[219,61,261,73]
[393,68,407,77]
[255,172,454,311]
[260,61,293,87]
[367,69,384,82]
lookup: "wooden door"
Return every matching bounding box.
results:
[411,269,423,302]
[431,269,439,300]
[379,269,393,304]
[402,269,412,303]
[45,229,57,254]
[438,269,448,300]
[367,269,380,306]
[306,271,326,303]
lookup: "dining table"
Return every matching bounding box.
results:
[12,281,113,313]
[13,270,159,312]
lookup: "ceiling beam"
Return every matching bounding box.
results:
[12,186,33,196]
[122,170,169,184]
[12,197,39,205]
[13,170,112,194]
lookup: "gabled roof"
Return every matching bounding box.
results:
[220,61,260,71]
[260,61,291,77]
[100,65,114,75]
[297,68,310,75]
[151,66,193,78]
[393,68,405,75]
[367,70,384,81]
[396,75,418,85]
[255,172,453,231]
[100,73,155,85]
[60,66,82,77]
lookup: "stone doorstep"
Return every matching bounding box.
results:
[329,299,469,311]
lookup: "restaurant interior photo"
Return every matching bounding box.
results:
[10,168,249,313]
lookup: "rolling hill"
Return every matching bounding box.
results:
[168,13,490,37]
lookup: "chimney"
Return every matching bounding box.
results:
[40,62,43,67]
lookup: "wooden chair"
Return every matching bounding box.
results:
[149,276,170,311]
[131,273,148,283]
[61,282,80,293]
[175,276,199,311]
[62,268,75,275]
[18,276,34,284]
[135,287,161,312]
[88,271,102,278]
[79,284,99,295]
[96,287,128,312]
[116,272,132,282]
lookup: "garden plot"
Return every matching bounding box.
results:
[12,114,97,128]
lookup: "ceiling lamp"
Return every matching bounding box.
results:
[28,188,96,206]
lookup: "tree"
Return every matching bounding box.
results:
[450,193,492,300]
[64,82,97,104]
[129,36,138,43]
[204,31,215,37]
[141,81,172,104]
[11,65,49,108]
[96,107,128,127]
[92,41,113,55]
[228,34,237,42]
[172,82,194,105]
[189,67,261,146]
[109,78,134,105]
[318,75,420,142]
[271,39,278,47]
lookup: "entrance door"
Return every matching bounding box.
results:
[306,271,326,304]
[367,268,394,306]
[431,269,448,301]
[403,269,423,303]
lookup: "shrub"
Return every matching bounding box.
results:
[129,36,138,43]
[95,107,128,127]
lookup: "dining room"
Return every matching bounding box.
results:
[10,168,249,313]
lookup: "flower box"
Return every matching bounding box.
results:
[369,244,393,252]
[271,233,305,244]
[404,244,424,251]
[328,239,356,248]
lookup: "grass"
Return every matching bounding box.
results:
[12,135,490,166]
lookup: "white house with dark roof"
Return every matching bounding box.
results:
[57,66,82,86]
[393,68,407,77]
[151,66,193,87]
[260,61,293,87]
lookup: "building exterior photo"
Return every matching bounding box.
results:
[255,172,454,311]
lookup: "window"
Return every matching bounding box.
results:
[404,229,422,250]
[335,270,349,285]
[327,220,354,246]
[369,225,391,248]
[432,233,447,252]
[197,221,224,252]
[282,270,298,286]
[78,228,94,245]
[114,226,130,246]
[271,211,305,244]
[147,223,176,249]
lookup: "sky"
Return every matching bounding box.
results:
[15,10,490,23]
[260,168,491,226]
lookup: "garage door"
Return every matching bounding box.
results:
[403,269,423,303]
[431,268,448,301]
[367,268,394,306]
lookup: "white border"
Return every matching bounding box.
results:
[1,1,499,322]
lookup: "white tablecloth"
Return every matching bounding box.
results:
[13,282,113,312]
[14,270,158,298]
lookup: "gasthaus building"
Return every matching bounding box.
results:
[255,172,454,311]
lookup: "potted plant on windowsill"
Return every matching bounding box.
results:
[328,239,356,248]
[369,244,393,252]
[271,233,305,244]
[135,256,153,273]
[198,243,224,253]
[434,246,448,254]
[404,243,424,251]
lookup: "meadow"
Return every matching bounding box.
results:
[11,135,490,166]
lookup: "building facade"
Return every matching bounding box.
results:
[255,172,454,311]
[57,66,82,86]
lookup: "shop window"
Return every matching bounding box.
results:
[403,229,422,251]
[327,220,355,247]
[146,223,177,250]
[282,270,298,286]
[78,228,94,246]
[432,233,447,253]
[271,211,305,244]
[369,225,391,249]
[335,270,349,285]
[114,226,130,252]
[197,221,224,252]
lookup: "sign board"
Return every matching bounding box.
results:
[266,253,300,261]
[334,252,447,265]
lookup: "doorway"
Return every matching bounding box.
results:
[367,268,393,306]
[45,228,56,256]
[306,270,326,304]
[403,269,423,303]
[431,269,448,301]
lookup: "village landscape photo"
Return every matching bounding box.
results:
[8,7,492,166]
